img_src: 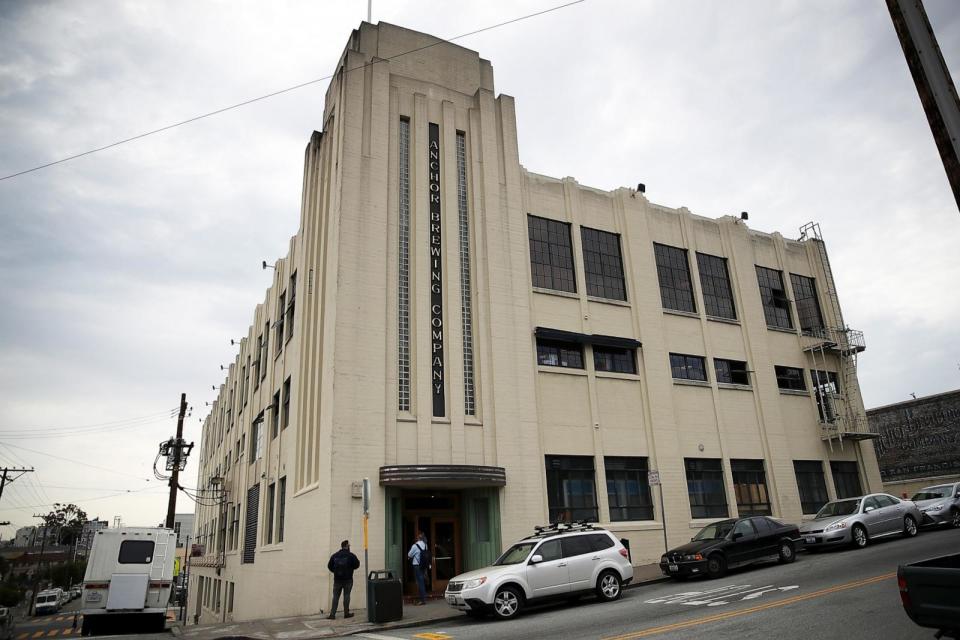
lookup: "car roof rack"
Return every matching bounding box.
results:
[529,520,599,538]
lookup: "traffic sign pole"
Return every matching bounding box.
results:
[648,470,668,553]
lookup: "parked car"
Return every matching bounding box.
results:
[799,493,922,550]
[443,522,634,620]
[34,589,61,615]
[659,516,801,580]
[898,553,960,639]
[910,482,960,529]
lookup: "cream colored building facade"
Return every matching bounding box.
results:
[189,22,882,623]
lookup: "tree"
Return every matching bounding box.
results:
[40,503,88,546]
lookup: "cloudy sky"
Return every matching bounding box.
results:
[1,0,958,532]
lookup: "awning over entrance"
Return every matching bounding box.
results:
[379,465,506,488]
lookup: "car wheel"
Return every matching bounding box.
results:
[777,540,796,564]
[902,515,918,538]
[706,554,726,579]
[596,570,622,602]
[951,508,960,529]
[492,586,522,620]
[851,524,868,549]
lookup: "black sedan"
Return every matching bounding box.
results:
[659,516,802,579]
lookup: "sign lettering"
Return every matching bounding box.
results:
[428,123,445,417]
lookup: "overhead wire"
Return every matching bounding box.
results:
[0,409,178,436]
[0,442,153,481]
[0,0,587,182]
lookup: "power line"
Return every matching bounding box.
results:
[0,0,586,182]
[0,485,165,511]
[0,408,178,433]
[0,442,153,481]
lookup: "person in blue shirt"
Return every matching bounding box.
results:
[407,531,430,605]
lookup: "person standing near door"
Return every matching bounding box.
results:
[407,531,431,605]
[326,540,360,619]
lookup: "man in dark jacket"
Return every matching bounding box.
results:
[327,540,361,619]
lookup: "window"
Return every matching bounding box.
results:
[811,370,839,422]
[254,334,262,389]
[831,461,862,499]
[243,357,250,406]
[732,520,756,538]
[227,582,235,614]
[118,540,154,564]
[581,227,626,300]
[243,484,260,563]
[474,498,490,543]
[528,215,576,293]
[790,274,823,334]
[876,495,899,507]
[605,456,654,521]
[670,353,707,381]
[697,253,736,319]
[282,377,291,430]
[271,391,281,439]
[731,459,771,516]
[654,243,695,312]
[560,536,594,558]
[794,460,829,514]
[250,417,263,463]
[286,271,296,342]
[231,504,240,551]
[398,118,412,412]
[536,539,562,562]
[775,365,806,391]
[261,322,269,381]
[714,359,749,385]
[457,132,476,416]
[588,533,615,551]
[593,346,636,374]
[536,339,583,369]
[277,477,286,543]
[756,266,792,329]
[545,455,598,522]
[275,292,286,353]
[684,458,728,518]
[266,483,276,545]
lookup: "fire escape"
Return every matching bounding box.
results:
[798,222,877,447]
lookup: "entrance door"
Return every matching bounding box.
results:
[431,519,460,594]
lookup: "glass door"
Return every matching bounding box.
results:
[431,518,460,594]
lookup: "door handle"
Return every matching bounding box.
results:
[558,562,567,567]
[591,556,601,560]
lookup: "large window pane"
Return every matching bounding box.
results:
[790,274,824,334]
[714,359,749,385]
[775,365,806,391]
[794,460,828,514]
[654,243,695,313]
[528,215,576,293]
[684,458,728,518]
[545,455,598,523]
[670,353,707,381]
[581,227,626,301]
[756,266,792,329]
[697,253,736,319]
[594,346,636,374]
[731,459,771,516]
[537,339,583,369]
[605,457,653,521]
[811,370,839,422]
[831,461,862,499]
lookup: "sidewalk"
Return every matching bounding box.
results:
[173,563,667,640]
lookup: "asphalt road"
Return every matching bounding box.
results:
[13,598,83,639]
[352,525,960,640]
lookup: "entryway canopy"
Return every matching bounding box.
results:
[379,465,506,488]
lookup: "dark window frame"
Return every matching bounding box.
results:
[730,459,772,516]
[266,482,276,545]
[714,358,750,385]
[684,458,729,519]
[756,266,793,329]
[605,456,654,521]
[670,353,707,382]
[696,252,736,320]
[790,273,824,334]
[775,365,806,391]
[286,272,297,343]
[593,345,636,374]
[831,461,862,499]
[811,370,839,422]
[528,215,577,293]
[654,243,696,313]
[794,460,829,514]
[282,377,291,430]
[545,455,599,523]
[275,292,286,355]
[581,226,626,301]
[271,391,281,439]
[536,338,584,369]
[118,540,155,564]
[277,477,286,543]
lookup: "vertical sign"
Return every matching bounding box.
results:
[428,123,445,417]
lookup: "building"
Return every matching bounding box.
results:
[76,518,109,558]
[157,513,196,549]
[189,22,883,623]
[869,389,960,498]
[12,526,55,548]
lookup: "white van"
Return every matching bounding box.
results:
[34,589,61,615]
[80,527,176,636]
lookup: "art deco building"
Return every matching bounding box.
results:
[189,21,882,623]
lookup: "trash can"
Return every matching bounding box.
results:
[367,570,403,623]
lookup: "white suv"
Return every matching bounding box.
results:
[443,523,634,620]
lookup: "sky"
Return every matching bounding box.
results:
[0,0,958,533]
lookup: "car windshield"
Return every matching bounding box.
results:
[912,487,950,501]
[493,542,536,565]
[693,521,735,540]
[816,499,861,518]
[39,595,53,603]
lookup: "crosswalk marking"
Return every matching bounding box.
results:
[31,631,45,638]
[413,634,451,640]
[46,630,59,637]
[16,632,28,639]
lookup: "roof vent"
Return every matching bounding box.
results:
[636,183,646,194]
[740,211,749,221]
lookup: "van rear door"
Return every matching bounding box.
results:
[106,574,149,610]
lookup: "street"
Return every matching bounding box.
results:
[347,526,959,640]
[13,599,82,640]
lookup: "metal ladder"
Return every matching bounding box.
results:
[151,533,170,580]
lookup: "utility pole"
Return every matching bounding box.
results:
[0,467,34,504]
[27,515,50,617]
[166,393,189,529]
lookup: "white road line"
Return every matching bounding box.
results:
[682,585,775,606]
[645,584,748,604]
[354,633,405,640]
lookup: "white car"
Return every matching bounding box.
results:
[443,523,634,620]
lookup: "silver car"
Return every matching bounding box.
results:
[799,492,922,550]
[910,482,960,528]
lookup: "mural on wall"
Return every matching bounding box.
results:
[869,391,960,481]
